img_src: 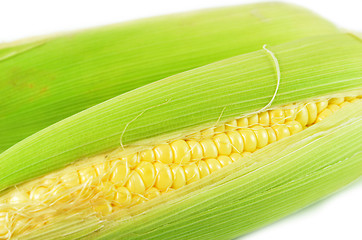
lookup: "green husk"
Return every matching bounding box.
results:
[0,2,341,152]
[0,33,361,192]
[22,97,362,239]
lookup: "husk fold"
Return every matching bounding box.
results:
[0,2,341,152]
[0,33,361,193]
[21,98,362,239]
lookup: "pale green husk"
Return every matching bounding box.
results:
[0,33,361,193]
[0,2,341,152]
[22,98,362,239]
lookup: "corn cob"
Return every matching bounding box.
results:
[0,33,361,239]
[0,2,342,152]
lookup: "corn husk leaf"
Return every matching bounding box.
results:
[0,2,341,152]
[22,98,362,239]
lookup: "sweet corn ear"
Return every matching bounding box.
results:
[0,33,361,239]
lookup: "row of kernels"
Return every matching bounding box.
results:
[228,121,302,153]
[115,152,245,200]
[138,123,297,168]
[188,97,357,140]
[75,150,255,215]
[180,154,240,186]
[315,96,357,123]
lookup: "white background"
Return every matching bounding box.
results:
[1,0,361,239]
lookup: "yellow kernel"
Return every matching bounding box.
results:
[217,155,233,167]
[306,102,318,125]
[200,138,218,158]
[144,187,161,200]
[140,149,155,162]
[213,133,232,155]
[238,129,257,152]
[99,182,117,199]
[197,161,211,178]
[295,105,309,126]
[135,161,156,189]
[114,187,132,207]
[284,105,297,121]
[78,167,98,184]
[61,170,80,188]
[225,119,238,130]
[154,162,173,191]
[121,153,140,169]
[154,144,173,164]
[345,96,356,101]
[186,140,203,161]
[350,98,359,103]
[41,177,58,187]
[316,100,329,113]
[30,186,49,201]
[109,160,130,186]
[258,111,270,126]
[93,161,109,181]
[329,97,344,105]
[272,125,291,140]
[98,183,116,200]
[316,108,333,123]
[171,140,191,164]
[265,127,277,143]
[247,114,258,126]
[285,121,303,135]
[237,117,248,128]
[226,131,244,153]
[183,162,200,184]
[92,199,113,216]
[252,125,268,148]
[205,158,222,173]
[269,109,285,124]
[126,172,146,194]
[170,164,186,189]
